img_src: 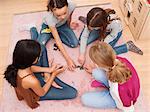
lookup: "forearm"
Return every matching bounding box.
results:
[80,26,89,55]
[67,15,71,26]
[43,73,56,94]
[31,66,50,73]
[51,27,71,62]
[67,11,73,26]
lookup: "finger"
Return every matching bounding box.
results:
[72,63,76,68]
[85,68,90,73]
[49,58,54,66]
[85,68,89,73]
[79,60,83,65]
[69,66,74,71]
[63,66,67,71]
[67,66,71,71]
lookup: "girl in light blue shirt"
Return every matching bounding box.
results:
[78,7,143,65]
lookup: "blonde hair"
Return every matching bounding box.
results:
[89,42,131,83]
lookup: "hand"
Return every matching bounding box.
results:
[78,54,85,65]
[49,63,58,73]
[52,66,66,76]
[52,81,62,89]
[43,73,50,82]
[70,21,79,30]
[84,64,94,74]
[67,58,76,71]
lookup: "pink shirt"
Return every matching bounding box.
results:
[117,56,140,107]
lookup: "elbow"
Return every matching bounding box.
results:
[37,91,46,97]
[38,93,45,97]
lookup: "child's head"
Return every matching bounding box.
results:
[87,7,108,30]
[89,42,131,83]
[4,39,41,87]
[87,7,115,39]
[47,0,69,21]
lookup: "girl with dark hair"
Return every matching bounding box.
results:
[78,7,143,65]
[81,42,140,111]
[29,0,78,71]
[4,39,77,109]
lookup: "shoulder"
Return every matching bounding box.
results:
[107,15,123,31]
[44,12,57,26]
[67,0,76,11]
[21,75,40,89]
[117,56,134,71]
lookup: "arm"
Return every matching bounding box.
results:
[50,26,71,61]
[104,20,123,43]
[111,88,134,112]
[67,0,76,27]
[67,11,73,26]
[109,81,134,111]
[109,81,124,109]
[30,73,56,96]
[50,26,75,70]
[30,67,65,96]
[31,64,57,74]
[31,66,51,73]
[78,25,89,65]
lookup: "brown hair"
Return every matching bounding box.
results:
[89,42,131,83]
[47,0,68,11]
[87,7,116,40]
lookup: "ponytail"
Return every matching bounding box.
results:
[4,64,18,87]
[107,60,131,83]
[105,8,120,22]
[105,9,116,15]
[89,42,131,84]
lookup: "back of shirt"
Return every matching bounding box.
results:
[15,74,40,109]
[117,56,140,107]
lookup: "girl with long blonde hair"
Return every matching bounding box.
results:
[81,42,140,111]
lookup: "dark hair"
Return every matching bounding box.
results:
[47,0,68,11]
[4,39,41,87]
[87,7,115,40]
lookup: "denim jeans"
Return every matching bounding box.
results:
[81,68,116,108]
[79,27,128,55]
[79,26,100,45]
[30,23,79,48]
[31,28,77,100]
[109,31,128,55]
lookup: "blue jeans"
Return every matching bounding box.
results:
[109,31,128,54]
[79,26,100,45]
[31,28,77,100]
[81,68,116,108]
[79,27,128,55]
[30,23,79,48]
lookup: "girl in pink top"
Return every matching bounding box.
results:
[81,42,140,112]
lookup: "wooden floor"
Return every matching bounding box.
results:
[0,0,150,107]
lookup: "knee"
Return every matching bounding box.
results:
[40,44,47,52]
[81,93,90,106]
[30,27,37,31]
[70,41,79,48]
[67,87,77,99]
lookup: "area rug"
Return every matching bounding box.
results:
[0,3,148,112]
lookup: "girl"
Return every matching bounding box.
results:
[4,39,77,109]
[78,7,143,65]
[81,42,140,112]
[32,0,78,71]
